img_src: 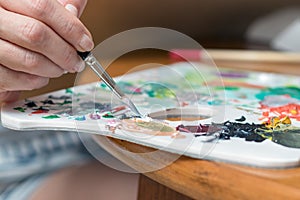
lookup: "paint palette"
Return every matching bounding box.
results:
[2,62,300,168]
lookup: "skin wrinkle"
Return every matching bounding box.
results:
[0,39,64,78]
[0,64,48,91]
[0,0,92,70]
[0,0,92,103]
[29,0,53,19]
[21,20,47,48]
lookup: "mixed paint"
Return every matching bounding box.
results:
[11,64,300,150]
[176,116,300,148]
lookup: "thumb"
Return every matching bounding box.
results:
[57,0,88,17]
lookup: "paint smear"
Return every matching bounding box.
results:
[25,101,37,108]
[256,86,300,100]
[102,113,115,118]
[31,109,49,114]
[260,103,300,121]
[121,118,182,138]
[206,80,266,89]
[176,116,300,148]
[14,107,26,112]
[217,71,248,79]
[65,88,74,94]
[42,115,60,119]
[89,113,101,120]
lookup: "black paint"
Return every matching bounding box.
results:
[32,106,50,112]
[235,116,246,122]
[48,95,71,100]
[41,100,54,105]
[176,120,266,142]
[25,101,37,108]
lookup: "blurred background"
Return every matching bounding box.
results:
[80,0,300,50]
[21,0,300,98]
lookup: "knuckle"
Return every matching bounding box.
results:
[62,19,77,36]
[29,0,49,18]
[23,51,39,70]
[22,20,46,45]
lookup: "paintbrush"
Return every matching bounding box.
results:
[78,51,142,117]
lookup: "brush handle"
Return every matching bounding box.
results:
[77,51,142,116]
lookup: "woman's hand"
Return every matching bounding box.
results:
[0,0,93,103]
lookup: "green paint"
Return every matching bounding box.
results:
[184,72,204,85]
[146,90,155,97]
[145,83,176,98]
[102,113,114,118]
[155,88,176,98]
[208,99,223,105]
[256,86,300,100]
[14,107,26,112]
[272,129,300,148]
[256,124,300,148]
[146,89,176,98]
[42,115,60,119]
[215,86,239,91]
[65,88,73,94]
[100,83,107,88]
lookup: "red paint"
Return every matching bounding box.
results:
[112,106,127,113]
[260,103,300,121]
[205,80,266,89]
[262,111,269,117]
[31,109,49,114]
[181,101,189,107]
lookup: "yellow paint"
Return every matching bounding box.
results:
[281,116,292,125]
[265,116,291,129]
[291,109,298,115]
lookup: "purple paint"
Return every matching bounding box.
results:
[89,113,101,120]
[217,71,248,78]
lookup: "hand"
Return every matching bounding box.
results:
[0,0,93,103]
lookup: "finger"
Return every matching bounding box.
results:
[0,39,64,78]
[0,91,20,103]
[65,4,79,17]
[57,0,88,17]
[0,8,85,73]
[1,0,94,52]
[0,64,49,92]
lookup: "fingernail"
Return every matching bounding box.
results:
[75,60,86,72]
[57,0,67,5]
[65,4,78,17]
[79,34,94,51]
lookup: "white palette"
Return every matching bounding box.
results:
[1,63,300,168]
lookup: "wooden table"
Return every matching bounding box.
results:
[22,50,300,200]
